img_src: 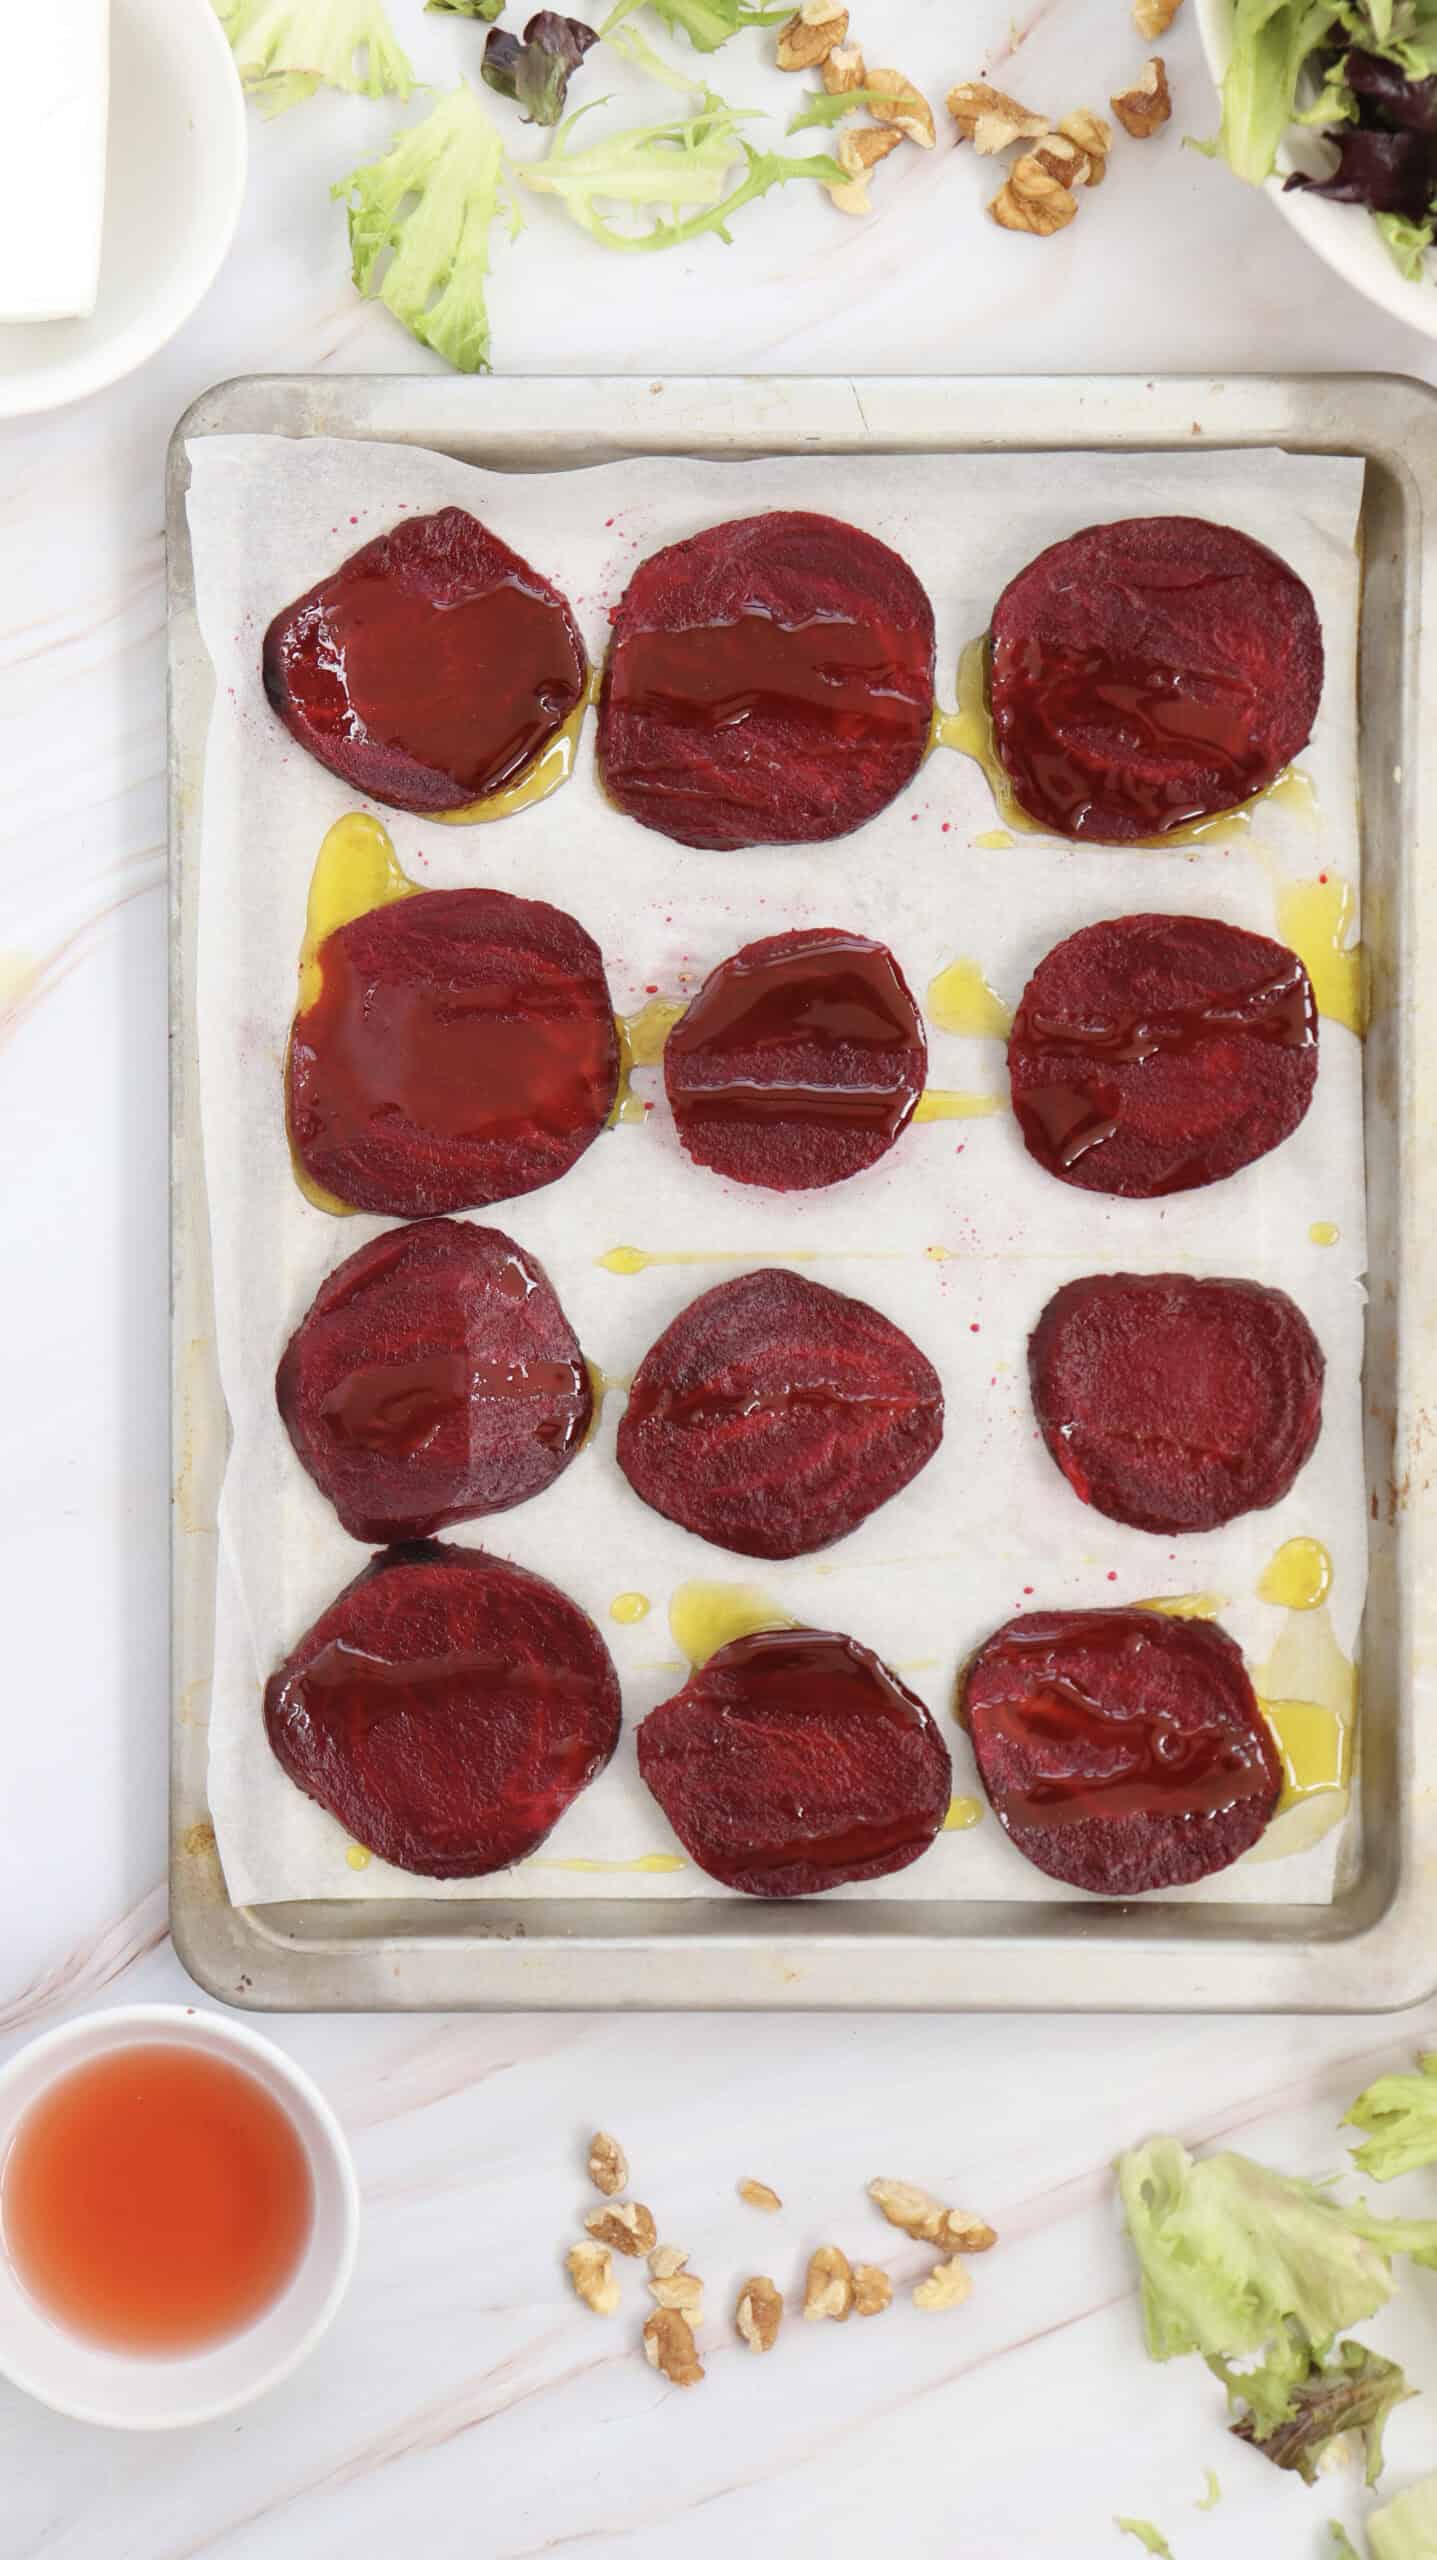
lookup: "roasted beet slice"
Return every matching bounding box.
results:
[616,1268,942,1559]
[960,1607,1282,1896]
[597,510,935,850]
[1008,913,1317,1197]
[262,507,588,816]
[988,515,1324,842]
[277,1220,592,1544]
[264,1541,620,1878]
[287,885,620,1217]
[637,1627,951,1896]
[1029,1273,1324,1537]
[663,927,927,1191]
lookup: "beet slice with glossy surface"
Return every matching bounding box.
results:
[1007,912,1318,1197]
[960,1606,1282,1897]
[597,510,936,850]
[277,1220,592,1545]
[664,927,927,1190]
[287,885,620,1218]
[264,1541,620,1878]
[262,507,588,815]
[638,1626,951,1897]
[1029,1272,1325,1537]
[987,515,1323,842]
[617,1267,943,1559]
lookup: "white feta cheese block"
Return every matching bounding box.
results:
[0,2,111,322]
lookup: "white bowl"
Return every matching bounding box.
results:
[0,2005,358,2429]
[1196,0,1437,341]
[0,0,248,420]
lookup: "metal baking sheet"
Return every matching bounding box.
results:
[167,373,1437,2012]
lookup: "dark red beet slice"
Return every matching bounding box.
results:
[988,515,1323,842]
[1029,1273,1324,1537]
[1008,912,1317,1197]
[287,886,620,1218]
[597,510,936,850]
[277,1220,592,1544]
[617,1268,942,1559]
[262,507,588,816]
[960,1607,1281,1896]
[264,1541,620,1878]
[663,927,927,1191]
[637,1627,951,1897]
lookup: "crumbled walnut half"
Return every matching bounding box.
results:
[868,2179,998,2253]
[648,2242,688,2279]
[1059,107,1112,184]
[828,123,903,216]
[866,66,937,147]
[649,2270,704,2330]
[587,2131,628,2198]
[823,42,867,94]
[776,0,848,71]
[1112,57,1171,136]
[1031,133,1091,188]
[567,2240,620,2316]
[736,2274,784,2353]
[803,2244,855,2322]
[947,79,1050,153]
[584,2200,657,2257]
[738,2178,783,2213]
[852,2263,893,2317]
[1134,0,1182,34]
[989,152,1079,234]
[644,2305,704,2386]
[913,2256,974,2312]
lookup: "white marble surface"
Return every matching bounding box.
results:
[6,1,1437,2550]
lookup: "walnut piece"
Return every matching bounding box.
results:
[736,2274,784,2353]
[866,66,937,147]
[567,2240,620,2316]
[776,0,848,71]
[822,42,867,94]
[827,123,903,217]
[1031,133,1091,188]
[738,2178,783,2213]
[913,2256,975,2312]
[1059,107,1112,184]
[868,2179,998,2253]
[852,2263,893,2317]
[649,2270,705,2330]
[584,2200,657,2258]
[1134,0,1182,34]
[1112,57,1172,136]
[988,152,1079,235]
[947,80,1050,153]
[648,2242,688,2280]
[644,2305,704,2387]
[803,2244,855,2322]
[587,2131,628,2198]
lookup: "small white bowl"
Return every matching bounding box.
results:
[1196,0,1437,342]
[0,2004,358,2429]
[0,0,248,420]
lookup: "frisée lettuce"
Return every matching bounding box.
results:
[333,86,518,373]
[215,0,414,114]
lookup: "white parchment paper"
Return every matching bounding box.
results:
[186,435,1368,1908]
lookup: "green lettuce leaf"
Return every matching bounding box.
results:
[426,1,505,14]
[333,85,517,372]
[600,0,790,53]
[1115,2524,1173,2558]
[1215,0,1343,183]
[1347,2055,1437,2177]
[605,16,705,89]
[1331,2530,1364,2560]
[786,85,893,132]
[1371,2471,1437,2558]
[519,96,842,250]
[1196,2470,1221,2510]
[215,0,415,114]
[1213,2336,1413,2486]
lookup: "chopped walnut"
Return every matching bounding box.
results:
[566,2240,620,2316]
[648,2242,688,2280]
[803,2244,855,2322]
[1059,107,1112,184]
[584,2200,657,2258]
[913,2256,974,2312]
[868,2179,998,2253]
[776,0,848,71]
[947,79,1049,154]
[866,66,937,147]
[988,152,1079,235]
[1134,0,1182,34]
[1111,57,1171,136]
[738,2178,783,2213]
[822,42,867,94]
[736,2274,784,2353]
[587,2131,628,2198]
[1030,133,1091,188]
[644,2305,705,2386]
[649,2269,704,2330]
[827,123,903,217]
[852,2263,893,2317]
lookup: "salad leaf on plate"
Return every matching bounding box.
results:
[334,86,517,372]
[1214,0,1343,184]
[214,0,415,114]
[1346,2054,1437,2181]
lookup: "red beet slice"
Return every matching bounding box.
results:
[1008,912,1317,1197]
[960,1607,1281,1896]
[597,510,936,850]
[1030,1273,1324,1537]
[264,1541,621,1878]
[277,1220,592,1545]
[988,515,1323,842]
[663,927,927,1191]
[617,1268,943,1559]
[287,885,620,1218]
[637,1627,951,1897]
[262,507,588,816]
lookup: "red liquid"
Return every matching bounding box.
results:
[612,609,922,741]
[320,1350,587,1458]
[1003,645,1266,836]
[2,2045,314,2355]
